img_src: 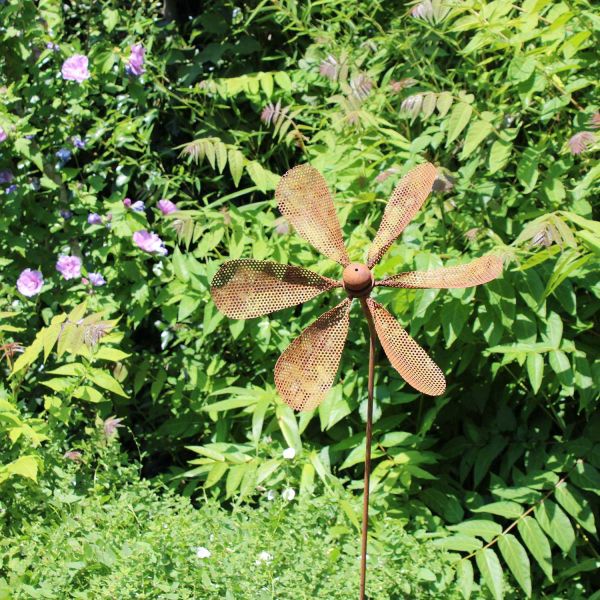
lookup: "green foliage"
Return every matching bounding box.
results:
[0,0,598,598]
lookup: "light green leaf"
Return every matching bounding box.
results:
[472,501,524,519]
[436,91,453,117]
[498,534,532,597]
[446,102,473,145]
[6,455,38,481]
[475,548,504,600]
[456,559,474,599]
[89,369,128,397]
[276,404,302,451]
[534,499,575,554]
[449,519,503,542]
[517,516,553,581]
[526,353,544,393]
[555,482,596,534]
[460,120,494,159]
[488,139,512,174]
[508,55,536,82]
[432,535,482,552]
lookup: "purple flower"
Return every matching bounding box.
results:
[17,269,44,297]
[56,148,72,164]
[133,230,168,255]
[126,43,145,77]
[568,131,595,155]
[6,184,17,194]
[46,42,60,52]
[88,272,106,286]
[61,55,90,83]
[123,198,132,208]
[87,213,102,225]
[72,136,86,149]
[56,255,82,280]
[0,170,14,184]
[131,200,145,212]
[157,199,177,215]
[0,127,7,143]
[60,209,73,219]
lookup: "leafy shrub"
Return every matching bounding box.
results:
[0,1,598,598]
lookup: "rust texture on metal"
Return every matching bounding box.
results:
[211,259,340,319]
[342,262,374,298]
[367,162,438,268]
[274,299,351,412]
[210,162,502,412]
[378,254,504,289]
[275,163,350,266]
[367,298,446,396]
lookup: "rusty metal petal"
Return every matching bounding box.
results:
[276,164,350,266]
[367,299,445,396]
[211,259,339,319]
[275,298,352,411]
[377,254,503,289]
[367,163,437,268]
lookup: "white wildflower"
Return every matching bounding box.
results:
[195,546,211,559]
[282,488,296,501]
[282,447,296,460]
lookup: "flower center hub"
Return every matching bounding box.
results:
[342,263,373,298]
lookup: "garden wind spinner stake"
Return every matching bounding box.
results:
[210,163,503,600]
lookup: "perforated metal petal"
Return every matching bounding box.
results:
[211,259,339,319]
[367,163,437,268]
[377,254,503,289]
[367,299,445,396]
[276,164,350,266]
[275,298,352,412]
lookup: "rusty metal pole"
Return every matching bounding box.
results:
[359,298,377,600]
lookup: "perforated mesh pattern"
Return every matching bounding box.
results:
[367,298,446,396]
[367,163,437,268]
[275,299,352,412]
[276,164,350,266]
[377,254,503,289]
[211,259,339,319]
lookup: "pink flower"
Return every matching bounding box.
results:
[61,55,90,83]
[63,450,82,461]
[568,131,595,155]
[157,199,177,215]
[17,269,43,297]
[0,127,7,143]
[103,416,124,437]
[133,230,168,255]
[88,272,106,286]
[126,43,145,76]
[123,198,132,208]
[123,197,145,212]
[56,255,82,280]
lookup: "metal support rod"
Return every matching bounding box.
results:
[359,298,377,600]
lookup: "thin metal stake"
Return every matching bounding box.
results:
[359,298,377,600]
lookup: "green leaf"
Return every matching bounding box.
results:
[526,353,544,393]
[421,488,464,523]
[205,462,228,488]
[276,404,302,452]
[498,534,532,597]
[570,461,600,496]
[488,139,513,174]
[516,148,539,192]
[6,455,38,481]
[446,102,473,145]
[460,120,494,159]
[456,559,474,599]
[517,516,553,581]
[94,347,130,362]
[473,436,507,487]
[475,548,504,600]
[89,369,128,397]
[534,499,575,554]
[472,501,524,519]
[449,519,503,542]
[508,55,536,83]
[555,482,596,534]
[72,386,104,403]
[436,91,453,117]
[432,535,482,552]
[228,148,244,186]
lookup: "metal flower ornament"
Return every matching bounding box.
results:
[210,162,503,599]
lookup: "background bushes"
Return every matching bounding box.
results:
[0,0,598,598]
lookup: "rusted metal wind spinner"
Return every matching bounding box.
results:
[211,162,502,599]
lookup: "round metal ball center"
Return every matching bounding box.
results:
[342,263,373,298]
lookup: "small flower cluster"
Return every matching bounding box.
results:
[60,43,146,84]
